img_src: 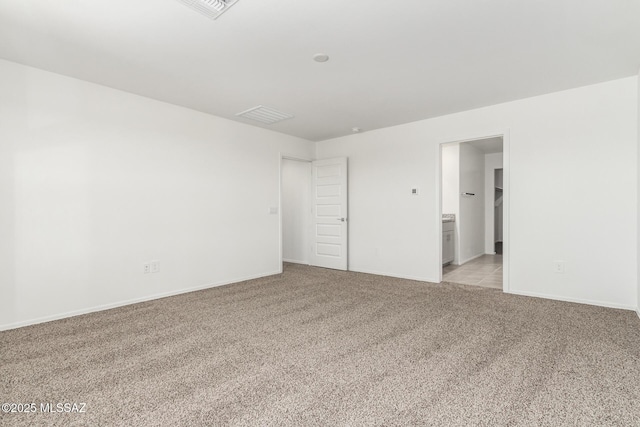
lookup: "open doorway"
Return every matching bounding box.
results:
[280,156,350,272]
[281,158,312,267]
[439,136,506,290]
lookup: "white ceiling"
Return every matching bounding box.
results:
[1,0,639,141]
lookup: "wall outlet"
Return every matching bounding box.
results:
[553,261,565,274]
[143,263,151,274]
[150,260,160,273]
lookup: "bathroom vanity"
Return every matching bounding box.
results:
[442,214,455,265]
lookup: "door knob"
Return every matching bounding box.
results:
[337,218,346,222]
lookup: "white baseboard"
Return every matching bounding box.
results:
[283,258,309,265]
[505,289,637,312]
[348,267,437,284]
[636,308,640,320]
[0,270,280,331]
[458,253,485,265]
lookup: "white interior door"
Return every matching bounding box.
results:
[310,157,348,270]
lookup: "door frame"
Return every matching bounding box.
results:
[435,131,511,292]
[279,154,313,273]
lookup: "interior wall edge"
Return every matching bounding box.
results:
[637,66,640,315]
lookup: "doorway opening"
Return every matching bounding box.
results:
[280,156,350,272]
[439,135,508,290]
[281,157,312,268]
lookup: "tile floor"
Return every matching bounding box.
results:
[443,254,503,289]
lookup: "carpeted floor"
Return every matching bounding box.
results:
[1,263,640,426]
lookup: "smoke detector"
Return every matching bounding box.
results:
[175,0,239,20]
[313,53,330,63]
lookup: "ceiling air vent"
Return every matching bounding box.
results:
[175,0,239,20]
[236,105,294,125]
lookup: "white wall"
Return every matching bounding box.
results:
[638,67,640,317]
[0,59,314,330]
[282,159,311,264]
[441,144,460,264]
[458,142,485,263]
[484,152,503,253]
[441,144,460,216]
[317,76,638,309]
[1,61,638,329]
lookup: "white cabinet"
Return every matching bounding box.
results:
[442,222,455,265]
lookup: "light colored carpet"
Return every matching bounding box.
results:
[1,263,639,426]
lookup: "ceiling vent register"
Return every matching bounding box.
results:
[175,0,239,20]
[236,105,294,124]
